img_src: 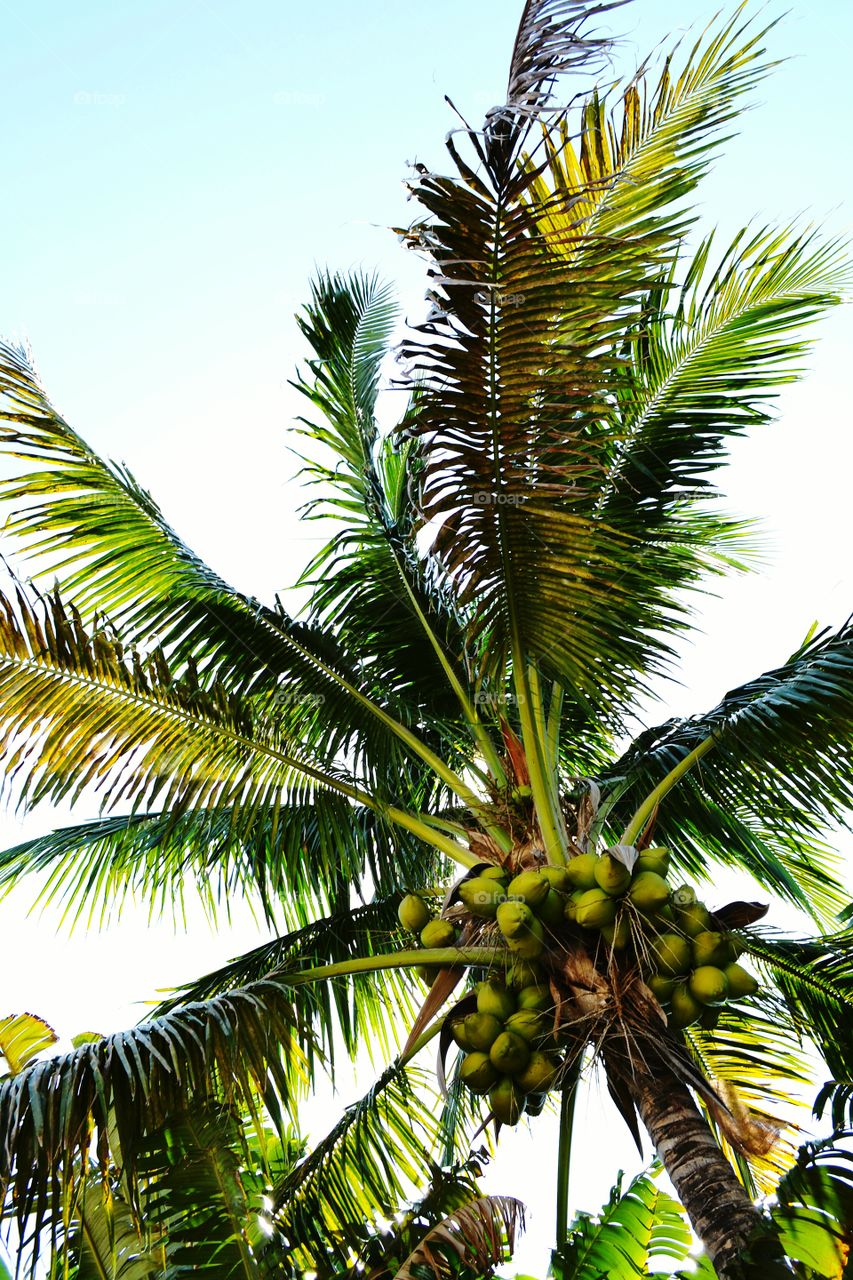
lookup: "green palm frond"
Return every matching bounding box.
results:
[0,801,434,930]
[771,1134,853,1280]
[601,621,853,921]
[0,979,308,1246]
[269,1063,441,1274]
[62,1181,160,1280]
[154,898,421,1067]
[553,1166,692,1279]
[814,1081,853,1133]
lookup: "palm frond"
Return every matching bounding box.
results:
[64,1181,159,1280]
[0,1014,57,1076]
[269,1064,441,1274]
[601,621,853,922]
[552,1166,691,1279]
[154,898,421,1067]
[392,1195,524,1280]
[0,979,308,1246]
[772,1133,853,1279]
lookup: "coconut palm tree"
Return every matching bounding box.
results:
[0,0,851,1276]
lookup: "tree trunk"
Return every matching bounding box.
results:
[631,1061,761,1280]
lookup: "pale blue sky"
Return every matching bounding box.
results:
[0,0,852,1271]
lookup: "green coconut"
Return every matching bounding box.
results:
[540,866,571,893]
[507,870,550,908]
[537,889,566,928]
[516,984,553,1014]
[652,933,692,977]
[689,965,729,1006]
[647,973,677,1003]
[415,964,439,986]
[575,888,618,930]
[724,962,759,998]
[628,871,670,915]
[490,1077,525,1125]
[594,853,632,897]
[480,865,509,883]
[489,1030,531,1075]
[566,853,599,891]
[564,890,585,923]
[507,918,545,959]
[458,877,504,918]
[459,1052,500,1094]
[726,935,745,961]
[670,983,703,1028]
[463,1012,502,1052]
[636,847,671,877]
[675,902,711,938]
[450,1017,474,1051]
[420,919,457,949]
[671,884,697,908]
[600,917,631,949]
[497,900,535,939]
[691,931,729,968]
[398,894,431,932]
[477,979,516,1020]
[507,959,546,989]
[515,1051,559,1094]
[505,1010,545,1042]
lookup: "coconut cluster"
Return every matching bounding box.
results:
[450,974,561,1124]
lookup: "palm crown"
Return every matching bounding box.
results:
[1,2,852,1278]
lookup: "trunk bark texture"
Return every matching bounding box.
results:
[631,1061,761,1280]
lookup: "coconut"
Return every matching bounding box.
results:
[669,983,703,1028]
[564,890,585,923]
[724,962,758,998]
[726,935,745,961]
[691,931,729,968]
[651,933,692,976]
[459,1051,500,1093]
[490,1077,525,1125]
[675,902,711,938]
[398,894,431,932]
[489,1030,531,1075]
[511,784,533,802]
[689,965,729,1006]
[671,884,697,908]
[507,917,545,959]
[415,965,438,986]
[480,865,509,883]
[636,847,671,877]
[647,973,676,1003]
[540,866,571,893]
[507,870,550,908]
[515,1051,559,1094]
[463,1012,502,1052]
[566,853,599,890]
[458,877,504,918]
[420,919,457,949]
[575,888,618,930]
[600,917,630,950]
[537,889,566,928]
[628,871,670,915]
[505,1010,545,1042]
[497,900,535,939]
[508,959,546,989]
[594,853,632,897]
[516,984,554,1014]
[476,979,516,1020]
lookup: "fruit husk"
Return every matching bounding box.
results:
[515,1051,559,1094]
[692,931,729,968]
[489,1030,531,1075]
[479,865,509,883]
[537,889,566,928]
[628,870,670,914]
[497,900,534,939]
[699,1006,720,1030]
[594,853,632,897]
[564,889,585,923]
[670,983,703,1028]
[575,888,618,930]
[476,979,516,1021]
[459,1051,500,1094]
[647,973,676,1003]
[689,965,729,1006]
[523,1091,548,1117]
[450,1017,475,1051]
[506,918,545,959]
[490,1077,525,1125]
[506,870,550,908]
[540,866,571,893]
[398,894,431,932]
[463,1012,502,1051]
[671,884,697,908]
[515,984,553,1014]
[652,933,692,977]
[565,853,599,891]
[416,964,440,986]
[507,959,546,989]
[458,877,504,919]
[600,917,630,949]
[724,962,759,998]
[636,847,670,877]
[504,1010,545,1042]
[420,919,457,948]
[675,902,711,938]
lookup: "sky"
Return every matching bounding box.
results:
[0,0,852,1272]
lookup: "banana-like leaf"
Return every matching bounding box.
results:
[772,1136,853,1279]
[69,1183,160,1280]
[269,1064,441,1273]
[602,621,853,923]
[392,1194,524,1280]
[0,979,309,1245]
[0,1014,57,1076]
[553,1166,692,1278]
